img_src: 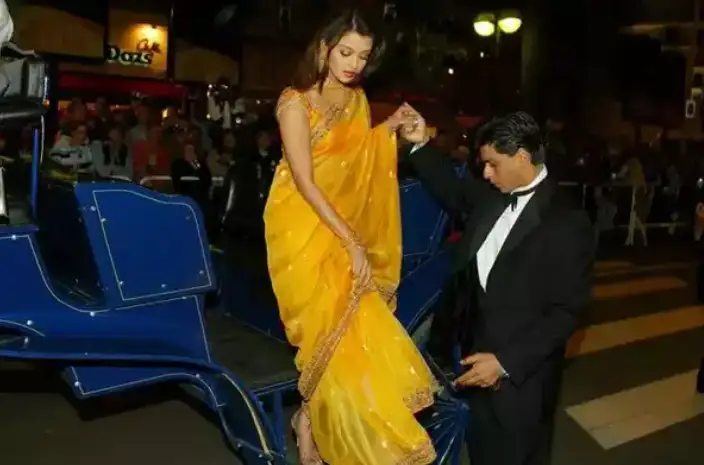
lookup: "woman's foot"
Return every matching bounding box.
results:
[291,406,323,465]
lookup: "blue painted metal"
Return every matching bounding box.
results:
[35,179,215,308]
[74,182,215,305]
[0,162,469,463]
[221,257,285,341]
[400,178,447,266]
[30,128,41,217]
[396,249,452,331]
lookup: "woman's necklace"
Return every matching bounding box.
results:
[319,78,352,116]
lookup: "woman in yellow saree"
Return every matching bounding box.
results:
[264,10,437,465]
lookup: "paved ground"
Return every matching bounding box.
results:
[1,235,703,465]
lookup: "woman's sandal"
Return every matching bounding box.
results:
[291,405,323,465]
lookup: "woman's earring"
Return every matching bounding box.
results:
[318,45,328,72]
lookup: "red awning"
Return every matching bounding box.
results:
[58,73,187,100]
[456,115,483,128]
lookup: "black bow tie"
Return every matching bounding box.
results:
[504,185,539,211]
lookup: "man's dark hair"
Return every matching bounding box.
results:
[475,111,545,165]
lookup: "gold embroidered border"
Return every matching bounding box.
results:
[397,440,437,465]
[308,91,355,147]
[377,284,398,312]
[297,280,438,465]
[404,386,435,414]
[298,281,366,399]
[275,88,310,120]
[298,281,397,400]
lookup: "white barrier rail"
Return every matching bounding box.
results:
[119,175,687,246]
[138,175,225,188]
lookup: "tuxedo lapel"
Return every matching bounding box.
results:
[496,180,557,260]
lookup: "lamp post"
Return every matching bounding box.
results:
[473,9,522,57]
[472,10,522,112]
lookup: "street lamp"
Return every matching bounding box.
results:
[472,9,523,111]
[473,13,496,37]
[473,10,522,39]
[497,10,522,34]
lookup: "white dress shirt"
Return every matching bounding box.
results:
[476,167,548,290]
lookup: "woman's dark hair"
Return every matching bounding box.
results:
[292,9,385,90]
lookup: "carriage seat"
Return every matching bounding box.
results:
[399,178,449,273]
[0,100,45,124]
[0,156,29,227]
[206,310,297,392]
[36,177,216,308]
[35,178,106,305]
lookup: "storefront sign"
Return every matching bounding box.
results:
[106,38,162,67]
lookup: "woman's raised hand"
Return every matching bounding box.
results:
[384,103,417,133]
[399,106,428,144]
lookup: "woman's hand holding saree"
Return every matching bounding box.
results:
[264,87,437,465]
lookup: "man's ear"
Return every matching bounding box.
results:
[516,148,532,164]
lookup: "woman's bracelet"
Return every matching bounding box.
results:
[341,233,364,250]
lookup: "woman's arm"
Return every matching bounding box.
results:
[277,94,359,246]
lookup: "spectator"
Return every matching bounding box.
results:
[56,99,88,143]
[247,127,279,205]
[132,125,170,179]
[171,141,212,216]
[162,123,189,164]
[91,124,131,179]
[123,93,145,127]
[88,96,112,141]
[125,103,149,152]
[50,120,92,170]
[207,129,237,178]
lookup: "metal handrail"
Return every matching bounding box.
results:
[139,175,224,188]
[108,175,132,182]
[0,163,7,222]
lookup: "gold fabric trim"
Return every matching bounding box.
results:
[397,440,437,465]
[297,278,403,399]
[298,280,368,399]
[377,284,398,312]
[404,386,435,414]
[275,88,309,120]
[308,90,355,147]
[276,87,356,151]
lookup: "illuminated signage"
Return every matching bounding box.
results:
[106,39,162,67]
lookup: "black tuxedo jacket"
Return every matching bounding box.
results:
[405,143,595,429]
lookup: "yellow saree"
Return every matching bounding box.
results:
[264,87,437,465]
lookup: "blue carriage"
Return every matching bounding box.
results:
[0,88,470,464]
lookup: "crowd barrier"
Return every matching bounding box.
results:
[112,175,689,246]
[556,181,687,234]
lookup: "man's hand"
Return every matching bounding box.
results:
[384,103,415,133]
[399,105,429,145]
[452,353,503,389]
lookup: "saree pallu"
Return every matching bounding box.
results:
[264,87,437,465]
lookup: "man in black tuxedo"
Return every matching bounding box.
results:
[402,110,596,465]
